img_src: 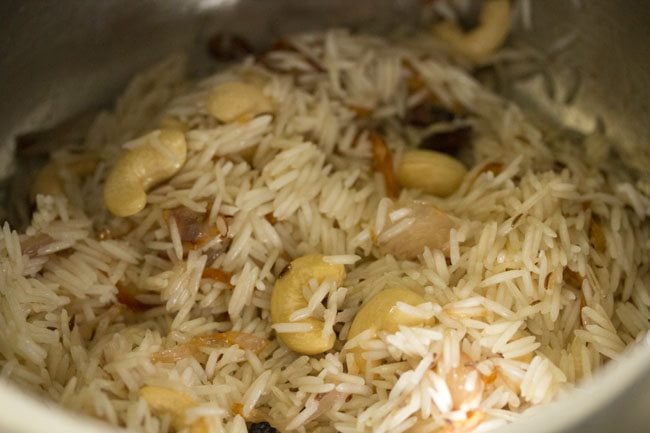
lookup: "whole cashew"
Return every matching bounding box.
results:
[433,0,512,63]
[31,156,97,199]
[395,149,467,197]
[348,287,429,369]
[103,129,187,217]
[159,115,189,132]
[270,254,346,355]
[139,386,207,433]
[207,81,272,123]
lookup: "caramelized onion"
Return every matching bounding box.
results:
[376,201,453,260]
[168,207,205,243]
[589,216,607,254]
[264,212,277,225]
[166,206,227,250]
[116,284,154,312]
[369,130,400,199]
[202,267,233,286]
[152,331,268,363]
[20,233,55,257]
[446,355,484,411]
[305,391,347,423]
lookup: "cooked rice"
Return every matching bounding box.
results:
[1,24,649,433]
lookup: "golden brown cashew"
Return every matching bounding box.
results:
[159,115,189,132]
[31,156,98,199]
[348,287,429,369]
[396,149,467,197]
[139,386,207,433]
[433,0,512,63]
[207,81,272,123]
[270,254,346,355]
[103,129,187,217]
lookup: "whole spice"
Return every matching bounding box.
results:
[208,33,254,61]
[405,102,457,128]
[419,126,472,156]
[248,422,277,433]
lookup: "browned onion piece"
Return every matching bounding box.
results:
[167,207,205,243]
[196,331,268,352]
[445,354,484,411]
[166,206,228,250]
[151,331,268,363]
[116,284,155,312]
[20,233,55,257]
[376,201,453,260]
[305,391,347,423]
[201,267,233,286]
[369,130,400,199]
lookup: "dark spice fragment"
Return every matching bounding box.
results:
[405,102,457,128]
[419,125,472,155]
[405,101,472,155]
[248,422,277,433]
[563,268,583,289]
[208,33,254,61]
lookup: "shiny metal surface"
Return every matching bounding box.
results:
[511,1,650,174]
[0,1,649,432]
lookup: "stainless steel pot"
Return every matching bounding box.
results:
[0,1,648,432]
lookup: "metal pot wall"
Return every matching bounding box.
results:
[0,1,648,432]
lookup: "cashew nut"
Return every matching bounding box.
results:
[396,149,467,197]
[139,386,207,433]
[31,156,98,199]
[103,129,187,217]
[270,254,346,355]
[159,116,189,132]
[207,81,272,123]
[433,0,512,63]
[348,287,429,369]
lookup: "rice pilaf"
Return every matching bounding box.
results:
[1,27,649,433]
